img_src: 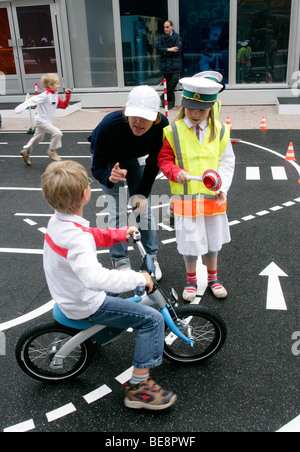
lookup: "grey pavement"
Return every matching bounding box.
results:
[1,104,300,132]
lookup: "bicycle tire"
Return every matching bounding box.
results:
[163,305,227,364]
[15,321,94,383]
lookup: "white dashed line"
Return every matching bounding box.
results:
[46,403,77,423]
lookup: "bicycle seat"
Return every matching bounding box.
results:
[53,303,91,330]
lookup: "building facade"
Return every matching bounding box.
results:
[0,0,300,106]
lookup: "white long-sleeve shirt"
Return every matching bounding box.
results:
[184,118,236,195]
[15,89,71,125]
[43,211,146,320]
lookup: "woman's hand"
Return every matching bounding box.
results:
[109,162,128,183]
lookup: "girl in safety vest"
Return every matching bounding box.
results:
[158,73,235,302]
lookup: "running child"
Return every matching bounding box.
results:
[15,73,71,166]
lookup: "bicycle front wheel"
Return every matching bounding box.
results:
[163,306,227,364]
[15,321,94,383]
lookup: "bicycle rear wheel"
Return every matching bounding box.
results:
[15,321,94,383]
[163,305,227,364]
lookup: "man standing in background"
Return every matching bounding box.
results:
[156,20,183,109]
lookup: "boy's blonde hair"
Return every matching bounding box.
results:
[41,73,60,88]
[42,160,89,214]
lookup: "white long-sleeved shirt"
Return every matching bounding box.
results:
[15,89,71,125]
[43,211,146,320]
[184,118,236,195]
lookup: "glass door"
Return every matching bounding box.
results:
[0,2,23,94]
[0,1,62,94]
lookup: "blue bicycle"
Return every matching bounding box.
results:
[15,232,227,383]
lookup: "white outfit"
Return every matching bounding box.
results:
[15,89,70,151]
[43,211,146,320]
[175,118,235,257]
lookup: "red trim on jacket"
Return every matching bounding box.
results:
[45,233,68,259]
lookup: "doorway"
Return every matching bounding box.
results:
[0,0,62,94]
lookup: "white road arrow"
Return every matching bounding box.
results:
[259,263,288,311]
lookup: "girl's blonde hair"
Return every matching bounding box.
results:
[41,73,60,88]
[41,161,89,214]
[175,106,216,142]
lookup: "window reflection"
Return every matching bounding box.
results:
[120,0,168,86]
[17,5,57,74]
[66,0,117,88]
[179,0,230,84]
[237,0,291,84]
[0,8,16,75]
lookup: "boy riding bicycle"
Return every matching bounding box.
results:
[41,160,177,410]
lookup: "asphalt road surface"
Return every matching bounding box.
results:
[0,130,299,433]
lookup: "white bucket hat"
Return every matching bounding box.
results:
[125,85,160,121]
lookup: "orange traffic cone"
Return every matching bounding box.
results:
[259,115,268,130]
[285,142,296,161]
[226,116,232,129]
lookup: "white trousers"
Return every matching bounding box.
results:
[23,122,63,153]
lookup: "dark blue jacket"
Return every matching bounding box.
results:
[90,110,169,198]
[156,31,183,74]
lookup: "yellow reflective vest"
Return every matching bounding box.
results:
[163,118,230,217]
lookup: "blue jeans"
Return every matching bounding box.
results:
[86,296,164,369]
[99,159,158,262]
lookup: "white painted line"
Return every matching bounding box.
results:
[3,419,35,433]
[196,259,208,296]
[161,238,176,245]
[0,300,54,332]
[46,403,77,423]
[272,167,288,180]
[277,414,300,432]
[0,155,90,159]
[115,366,134,384]
[158,222,174,232]
[270,206,283,211]
[0,248,43,255]
[16,213,52,217]
[246,167,260,180]
[83,385,112,404]
[256,210,270,216]
[283,201,295,207]
[242,215,256,221]
[0,142,8,145]
[38,227,47,234]
[23,219,37,226]
[0,187,42,191]
[229,220,241,226]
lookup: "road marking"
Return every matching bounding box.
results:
[0,155,90,159]
[0,300,54,332]
[277,414,300,432]
[259,263,288,311]
[272,167,287,180]
[46,403,77,423]
[83,385,112,404]
[240,140,300,179]
[115,366,134,384]
[0,248,43,254]
[246,167,260,180]
[3,419,35,433]
[23,219,37,226]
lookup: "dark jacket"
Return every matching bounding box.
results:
[156,31,183,74]
[90,110,169,198]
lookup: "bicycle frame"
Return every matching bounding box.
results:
[50,233,195,371]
